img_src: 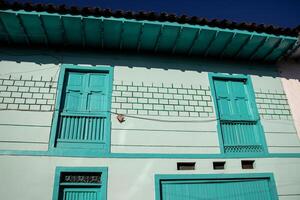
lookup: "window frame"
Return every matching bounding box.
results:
[52,167,108,200]
[49,64,113,156]
[208,73,268,155]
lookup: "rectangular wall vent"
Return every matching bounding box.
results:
[213,161,226,170]
[177,162,196,170]
[241,160,255,169]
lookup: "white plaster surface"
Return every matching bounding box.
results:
[279,61,300,139]
[0,156,299,200]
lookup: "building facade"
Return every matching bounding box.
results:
[0,2,300,200]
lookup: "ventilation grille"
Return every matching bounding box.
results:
[224,145,263,153]
[60,172,101,184]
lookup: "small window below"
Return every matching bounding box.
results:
[177,162,196,170]
[213,161,225,170]
[53,167,108,200]
[241,160,255,169]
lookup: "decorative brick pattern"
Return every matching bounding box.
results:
[255,91,292,120]
[0,76,293,120]
[112,82,215,117]
[0,76,57,111]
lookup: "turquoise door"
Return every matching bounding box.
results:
[61,188,100,200]
[161,178,274,200]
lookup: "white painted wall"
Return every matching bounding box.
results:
[0,48,300,200]
[0,48,299,154]
[0,156,300,200]
[279,61,300,139]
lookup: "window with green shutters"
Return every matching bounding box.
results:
[52,167,108,200]
[209,74,267,154]
[49,65,113,155]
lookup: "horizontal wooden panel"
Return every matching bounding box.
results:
[63,16,82,46]
[19,14,45,44]
[0,12,27,44]
[83,18,102,48]
[0,11,297,62]
[265,39,296,62]
[222,33,250,58]
[156,25,181,52]
[237,35,266,59]
[251,37,281,60]
[121,22,142,49]
[173,27,198,54]
[139,23,161,51]
[103,19,122,49]
[189,29,216,55]
[206,31,234,56]
[40,15,63,45]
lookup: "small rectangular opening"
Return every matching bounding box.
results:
[177,162,195,170]
[241,160,255,169]
[213,161,225,170]
[60,172,101,184]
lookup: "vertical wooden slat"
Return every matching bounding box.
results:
[81,117,85,140]
[65,116,70,140]
[93,117,97,141]
[101,118,105,141]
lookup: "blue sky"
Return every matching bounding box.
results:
[19,0,300,28]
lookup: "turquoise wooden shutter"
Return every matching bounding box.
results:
[231,80,253,120]
[214,79,256,120]
[64,72,84,112]
[63,72,108,113]
[86,73,108,112]
[214,79,235,120]
[62,188,100,200]
[161,178,273,200]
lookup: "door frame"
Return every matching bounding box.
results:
[155,173,278,200]
[52,167,108,200]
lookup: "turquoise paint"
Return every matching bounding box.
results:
[208,73,268,154]
[49,64,114,156]
[1,149,300,158]
[1,10,296,40]
[52,167,108,200]
[0,10,297,62]
[155,173,278,200]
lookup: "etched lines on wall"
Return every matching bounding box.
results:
[111,81,215,117]
[0,76,294,120]
[255,91,292,120]
[0,76,57,111]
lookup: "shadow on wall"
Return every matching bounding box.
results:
[278,60,300,81]
[0,46,297,80]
